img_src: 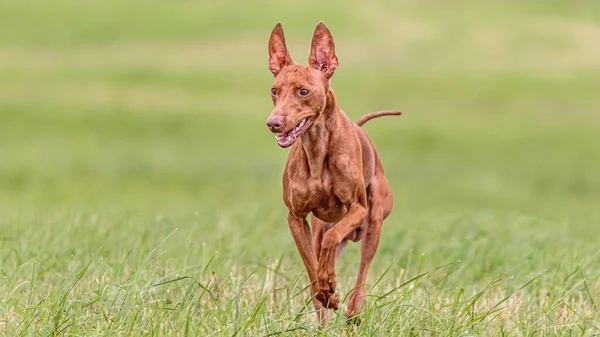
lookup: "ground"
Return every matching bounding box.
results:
[1,1,599,336]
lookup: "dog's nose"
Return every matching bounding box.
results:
[266,116,284,132]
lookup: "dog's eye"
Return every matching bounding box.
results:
[271,88,277,96]
[299,88,310,96]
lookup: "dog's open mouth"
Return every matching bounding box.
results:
[276,117,312,148]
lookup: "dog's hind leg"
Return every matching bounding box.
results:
[345,167,393,321]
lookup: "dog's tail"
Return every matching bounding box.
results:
[356,110,402,127]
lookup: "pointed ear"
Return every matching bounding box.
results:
[308,22,338,78]
[268,22,293,76]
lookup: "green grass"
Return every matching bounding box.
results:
[1,0,600,335]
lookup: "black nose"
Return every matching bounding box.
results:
[266,116,284,132]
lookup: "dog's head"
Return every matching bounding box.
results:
[266,22,339,148]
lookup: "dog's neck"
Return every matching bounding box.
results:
[300,89,343,178]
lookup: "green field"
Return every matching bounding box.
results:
[1,1,600,335]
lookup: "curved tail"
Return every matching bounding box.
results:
[356,110,402,126]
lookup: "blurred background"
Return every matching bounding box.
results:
[1,0,599,333]
[2,0,600,270]
[2,0,598,214]
[2,0,600,260]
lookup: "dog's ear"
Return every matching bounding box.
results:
[309,22,338,79]
[268,22,293,76]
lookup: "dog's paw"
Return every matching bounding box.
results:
[317,272,336,294]
[325,291,339,310]
[316,269,338,309]
[315,290,339,310]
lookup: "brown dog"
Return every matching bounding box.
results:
[265,21,401,323]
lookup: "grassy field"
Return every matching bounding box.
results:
[1,0,600,335]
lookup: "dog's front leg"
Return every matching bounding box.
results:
[316,202,367,310]
[287,213,329,322]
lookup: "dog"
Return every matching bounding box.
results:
[265,21,401,323]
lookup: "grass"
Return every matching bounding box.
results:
[1,0,600,335]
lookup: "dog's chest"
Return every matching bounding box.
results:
[287,171,346,222]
